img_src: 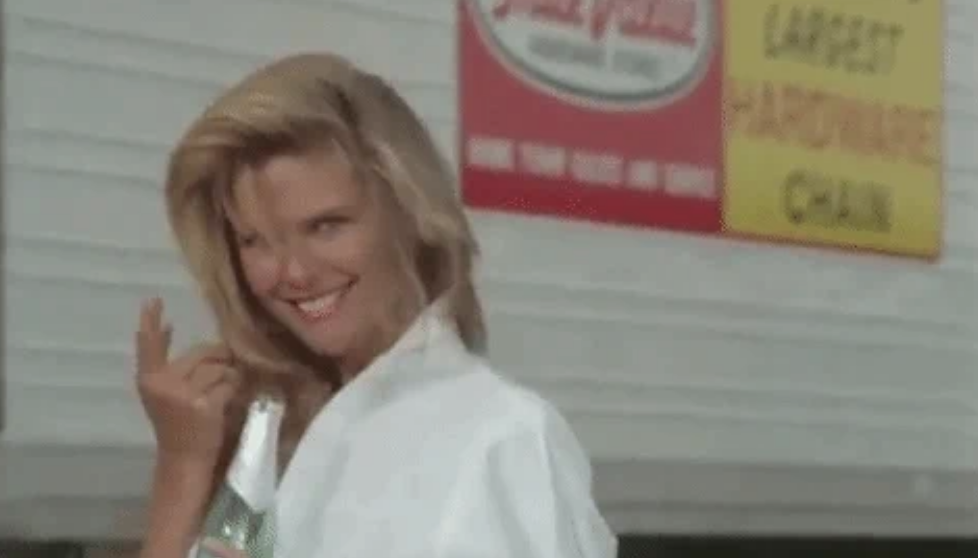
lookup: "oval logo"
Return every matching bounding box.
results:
[469,0,717,110]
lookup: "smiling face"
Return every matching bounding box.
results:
[227,147,419,377]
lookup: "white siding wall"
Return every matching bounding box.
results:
[2,0,977,541]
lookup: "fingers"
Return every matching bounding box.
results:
[206,380,240,408]
[186,363,239,393]
[167,344,240,407]
[135,297,243,410]
[190,377,240,415]
[162,323,173,363]
[136,297,170,374]
[170,343,234,379]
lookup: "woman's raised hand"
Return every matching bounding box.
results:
[135,297,241,465]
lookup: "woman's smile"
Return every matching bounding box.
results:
[288,281,354,324]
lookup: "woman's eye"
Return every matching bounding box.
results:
[237,233,260,248]
[313,217,345,234]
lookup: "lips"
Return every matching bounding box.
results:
[291,284,351,322]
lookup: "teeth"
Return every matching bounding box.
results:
[296,289,344,317]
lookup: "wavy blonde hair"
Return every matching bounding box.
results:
[164,52,486,471]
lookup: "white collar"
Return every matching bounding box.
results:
[273,297,476,552]
[319,297,469,424]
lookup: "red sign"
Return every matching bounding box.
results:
[459,0,724,234]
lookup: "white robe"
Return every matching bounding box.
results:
[193,302,618,558]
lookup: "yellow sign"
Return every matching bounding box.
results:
[723,0,944,259]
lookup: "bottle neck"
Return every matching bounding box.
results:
[226,396,285,510]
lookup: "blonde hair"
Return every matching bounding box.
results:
[164,52,486,466]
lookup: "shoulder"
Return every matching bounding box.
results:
[414,317,580,453]
[428,361,618,557]
[438,357,595,485]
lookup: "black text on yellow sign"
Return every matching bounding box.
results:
[722,0,944,259]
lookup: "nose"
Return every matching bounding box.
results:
[278,247,316,290]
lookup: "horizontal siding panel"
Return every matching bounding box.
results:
[569,409,978,471]
[7,166,171,249]
[487,309,978,403]
[6,271,213,351]
[0,446,153,502]
[8,55,218,147]
[944,189,978,246]
[327,0,454,24]
[947,1,978,39]
[8,15,262,88]
[8,344,136,390]
[482,274,976,341]
[7,17,456,127]
[10,128,168,185]
[5,235,184,285]
[522,370,978,423]
[473,215,978,323]
[946,126,978,174]
[6,0,454,85]
[1,382,151,447]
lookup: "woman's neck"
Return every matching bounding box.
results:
[336,300,425,383]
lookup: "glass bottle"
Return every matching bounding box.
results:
[195,394,285,558]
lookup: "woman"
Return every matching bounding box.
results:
[134,52,617,558]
